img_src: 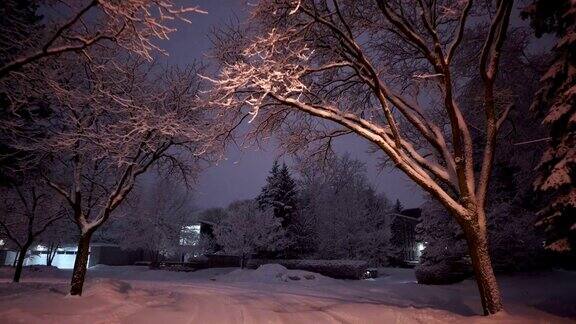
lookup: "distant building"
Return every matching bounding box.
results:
[0,243,143,269]
[1,221,219,269]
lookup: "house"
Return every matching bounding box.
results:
[0,243,143,269]
[1,221,221,269]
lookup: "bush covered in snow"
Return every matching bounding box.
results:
[215,264,334,285]
[416,256,472,285]
[247,259,368,280]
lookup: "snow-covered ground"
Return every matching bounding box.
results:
[0,265,574,323]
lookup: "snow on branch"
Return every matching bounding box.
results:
[0,0,206,77]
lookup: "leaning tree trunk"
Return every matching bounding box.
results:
[70,231,94,296]
[462,217,503,315]
[13,242,31,283]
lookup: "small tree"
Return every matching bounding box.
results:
[109,178,195,262]
[0,178,64,282]
[214,200,288,268]
[393,199,404,214]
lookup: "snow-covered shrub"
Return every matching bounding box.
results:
[215,264,334,285]
[247,259,368,280]
[416,256,472,285]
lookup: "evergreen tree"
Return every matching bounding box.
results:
[523,0,576,253]
[393,199,403,213]
[257,161,297,228]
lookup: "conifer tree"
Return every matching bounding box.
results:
[523,0,576,253]
[393,199,404,213]
[257,161,297,228]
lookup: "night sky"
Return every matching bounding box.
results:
[161,0,425,209]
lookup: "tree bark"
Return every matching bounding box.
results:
[46,243,58,266]
[463,219,503,315]
[13,243,31,283]
[69,231,93,295]
[12,251,19,267]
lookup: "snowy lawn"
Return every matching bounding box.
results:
[0,265,574,323]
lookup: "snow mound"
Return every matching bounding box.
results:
[80,278,133,301]
[215,264,334,285]
[26,265,61,273]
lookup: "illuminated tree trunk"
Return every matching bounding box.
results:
[69,230,94,296]
[462,211,503,315]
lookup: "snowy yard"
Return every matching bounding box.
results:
[0,265,574,324]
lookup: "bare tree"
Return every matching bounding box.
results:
[0,178,64,282]
[0,0,205,78]
[2,52,219,295]
[296,154,392,264]
[206,0,516,315]
[215,200,289,268]
[109,178,196,262]
[38,211,77,267]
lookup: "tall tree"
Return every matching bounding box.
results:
[523,0,576,253]
[0,0,44,184]
[207,0,516,314]
[1,0,205,184]
[417,25,550,280]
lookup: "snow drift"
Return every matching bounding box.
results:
[214,264,335,285]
